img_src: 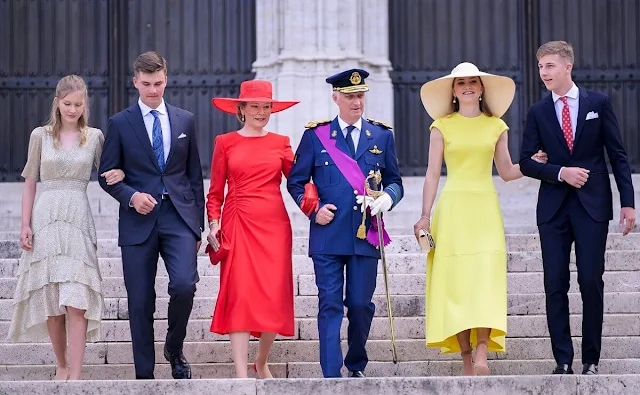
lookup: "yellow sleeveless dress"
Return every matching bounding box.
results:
[425,113,508,353]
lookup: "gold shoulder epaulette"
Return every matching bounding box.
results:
[304,119,332,129]
[366,118,393,130]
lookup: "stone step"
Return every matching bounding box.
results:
[1,337,639,365]
[2,233,640,259]
[0,226,551,242]
[1,314,638,343]
[1,359,640,381]
[295,271,640,296]
[2,292,638,322]
[0,212,636,237]
[3,249,640,279]
[1,271,639,300]
[1,375,640,395]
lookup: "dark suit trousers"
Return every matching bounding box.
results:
[121,198,199,378]
[538,189,608,366]
[312,254,378,377]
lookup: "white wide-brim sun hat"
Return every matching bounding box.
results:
[420,62,516,120]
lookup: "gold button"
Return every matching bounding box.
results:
[377,163,379,166]
[353,206,358,211]
[353,190,358,195]
[325,161,329,166]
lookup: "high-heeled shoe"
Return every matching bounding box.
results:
[473,340,490,376]
[253,362,273,379]
[54,367,69,381]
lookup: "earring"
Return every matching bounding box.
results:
[479,97,483,101]
[241,114,245,123]
[453,97,457,104]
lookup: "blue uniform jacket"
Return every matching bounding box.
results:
[287,117,403,258]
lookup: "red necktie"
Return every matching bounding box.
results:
[560,96,573,152]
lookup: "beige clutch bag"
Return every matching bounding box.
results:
[418,228,435,253]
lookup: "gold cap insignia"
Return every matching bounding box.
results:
[350,72,362,85]
[369,145,383,154]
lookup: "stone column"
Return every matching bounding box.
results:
[254,0,393,149]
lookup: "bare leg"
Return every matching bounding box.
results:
[67,307,88,380]
[229,332,250,378]
[456,329,474,376]
[254,332,277,379]
[474,328,491,375]
[46,315,68,380]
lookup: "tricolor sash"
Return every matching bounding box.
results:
[314,124,391,247]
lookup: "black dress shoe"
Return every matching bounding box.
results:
[135,374,154,380]
[582,364,598,375]
[349,370,365,378]
[164,346,192,379]
[552,364,573,374]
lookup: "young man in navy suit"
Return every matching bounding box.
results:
[519,41,635,375]
[287,69,403,378]
[99,51,204,379]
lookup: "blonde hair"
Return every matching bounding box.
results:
[451,77,493,117]
[46,75,89,148]
[536,41,575,64]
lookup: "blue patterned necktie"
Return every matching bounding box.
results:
[150,110,167,194]
[345,125,356,158]
[150,110,165,172]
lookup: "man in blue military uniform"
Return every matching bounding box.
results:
[287,69,403,378]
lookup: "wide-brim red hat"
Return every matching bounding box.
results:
[211,79,299,114]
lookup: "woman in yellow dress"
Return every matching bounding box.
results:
[413,63,547,376]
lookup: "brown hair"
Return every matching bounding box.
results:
[451,77,493,117]
[46,75,89,148]
[536,41,575,64]
[236,102,246,123]
[133,51,168,75]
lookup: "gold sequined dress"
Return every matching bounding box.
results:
[8,126,104,342]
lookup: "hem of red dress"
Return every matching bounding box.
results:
[210,327,295,339]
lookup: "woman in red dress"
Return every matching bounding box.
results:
[206,80,299,379]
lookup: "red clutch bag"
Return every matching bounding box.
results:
[300,182,319,217]
[204,231,230,265]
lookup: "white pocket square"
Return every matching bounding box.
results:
[586,111,599,120]
[178,133,187,139]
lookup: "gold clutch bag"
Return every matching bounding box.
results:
[418,228,435,253]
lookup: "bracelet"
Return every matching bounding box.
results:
[209,219,219,228]
[420,216,430,221]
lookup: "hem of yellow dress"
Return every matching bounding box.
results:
[426,327,507,354]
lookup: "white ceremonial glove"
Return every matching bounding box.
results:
[356,195,375,213]
[370,193,393,216]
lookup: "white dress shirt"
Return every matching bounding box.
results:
[338,116,362,151]
[129,98,172,205]
[552,83,579,138]
[551,83,579,181]
[138,98,171,162]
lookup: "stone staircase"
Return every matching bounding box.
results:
[0,176,639,394]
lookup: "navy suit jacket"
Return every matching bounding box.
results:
[99,103,205,245]
[519,87,634,224]
[287,117,403,258]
